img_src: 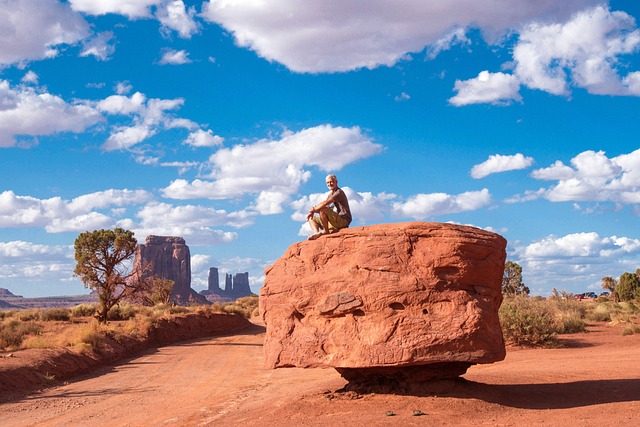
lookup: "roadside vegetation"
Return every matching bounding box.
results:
[0,296,259,352]
[499,261,640,346]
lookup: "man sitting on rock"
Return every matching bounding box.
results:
[306,174,352,240]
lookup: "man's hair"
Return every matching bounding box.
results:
[326,174,337,181]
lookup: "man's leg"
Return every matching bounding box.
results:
[308,216,321,234]
[318,209,330,233]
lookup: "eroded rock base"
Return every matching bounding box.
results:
[336,362,472,394]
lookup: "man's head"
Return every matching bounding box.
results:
[325,174,338,190]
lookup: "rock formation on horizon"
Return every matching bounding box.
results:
[260,222,507,388]
[131,235,208,305]
[200,268,254,302]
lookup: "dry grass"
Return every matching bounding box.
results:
[0,297,257,352]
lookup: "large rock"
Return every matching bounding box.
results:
[260,222,507,383]
[131,236,207,305]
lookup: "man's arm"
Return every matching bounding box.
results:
[306,194,334,219]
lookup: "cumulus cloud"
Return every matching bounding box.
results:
[162,125,384,214]
[514,6,640,96]
[21,71,39,84]
[450,71,522,106]
[453,6,640,105]
[201,0,598,73]
[157,0,200,38]
[0,241,75,287]
[530,160,575,180]
[511,232,640,292]
[0,189,152,233]
[158,48,192,65]
[70,0,199,38]
[0,80,102,148]
[392,188,492,220]
[96,91,192,150]
[69,0,160,19]
[184,129,224,147]
[513,149,640,204]
[80,31,116,61]
[471,153,535,179]
[0,0,89,65]
[118,202,243,245]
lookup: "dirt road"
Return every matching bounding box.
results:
[1,322,640,426]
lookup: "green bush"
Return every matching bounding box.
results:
[500,296,557,346]
[0,320,43,349]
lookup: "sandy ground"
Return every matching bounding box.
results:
[1,321,639,426]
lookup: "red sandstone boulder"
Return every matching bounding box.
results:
[260,222,507,380]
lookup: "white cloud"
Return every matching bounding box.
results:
[514,6,640,96]
[97,92,146,115]
[252,192,290,215]
[184,129,224,147]
[80,31,116,61]
[0,189,151,233]
[0,80,103,148]
[201,0,598,73]
[69,0,160,19]
[96,91,192,150]
[511,232,640,293]
[119,202,243,245]
[530,160,575,180]
[471,153,535,179]
[427,27,470,59]
[394,92,411,102]
[0,241,75,286]
[21,71,39,84]
[450,71,522,106]
[0,0,90,65]
[158,48,192,65]
[162,125,383,205]
[157,0,200,38]
[525,149,640,204]
[392,188,492,220]
[103,125,155,151]
[68,189,153,212]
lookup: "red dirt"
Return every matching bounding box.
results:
[1,320,639,426]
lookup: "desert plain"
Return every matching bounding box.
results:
[1,316,639,426]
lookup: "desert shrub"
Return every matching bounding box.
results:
[22,335,57,349]
[500,296,557,346]
[107,303,137,321]
[548,298,586,333]
[17,309,40,321]
[0,320,43,349]
[71,304,97,317]
[209,302,225,313]
[222,303,248,317]
[586,302,617,322]
[73,320,106,350]
[622,324,640,336]
[40,308,71,321]
[236,295,259,312]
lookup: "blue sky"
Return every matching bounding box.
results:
[1,0,640,297]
